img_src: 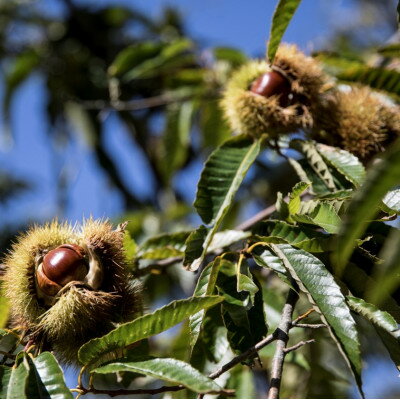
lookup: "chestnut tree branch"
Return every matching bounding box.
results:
[75,384,234,398]
[267,288,299,399]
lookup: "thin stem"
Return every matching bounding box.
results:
[267,288,299,399]
[284,339,315,354]
[291,323,326,329]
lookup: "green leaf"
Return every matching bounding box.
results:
[78,296,224,366]
[377,43,400,58]
[0,296,9,329]
[161,101,195,183]
[347,296,400,338]
[317,55,400,97]
[342,263,400,323]
[123,230,137,261]
[138,231,190,260]
[382,187,400,213]
[31,352,73,399]
[236,258,259,304]
[251,246,292,286]
[213,47,247,67]
[0,366,11,399]
[209,230,250,252]
[93,358,221,393]
[288,182,310,215]
[189,256,224,350]
[268,0,302,62]
[122,39,194,82]
[190,135,261,270]
[108,42,163,76]
[270,244,363,394]
[253,220,331,253]
[316,144,365,187]
[292,202,342,234]
[183,225,208,266]
[7,354,30,399]
[290,140,337,191]
[194,135,261,225]
[25,357,50,399]
[216,258,267,356]
[333,139,400,275]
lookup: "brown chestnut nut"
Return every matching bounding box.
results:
[250,70,291,107]
[42,244,88,287]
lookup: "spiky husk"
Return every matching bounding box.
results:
[311,87,400,162]
[221,44,328,138]
[2,219,142,364]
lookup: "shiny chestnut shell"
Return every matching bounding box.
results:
[250,70,291,107]
[42,244,88,287]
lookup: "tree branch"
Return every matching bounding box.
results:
[284,339,315,354]
[75,384,234,398]
[267,288,299,399]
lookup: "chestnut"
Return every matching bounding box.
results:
[41,244,88,290]
[250,70,292,107]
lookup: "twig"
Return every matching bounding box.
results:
[291,323,326,329]
[80,93,217,112]
[284,339,315,354]
[267,288,299,399]
[208,332,277,380]
[292,308,315,324]
[235,203,278,231]
[75,384,234,398]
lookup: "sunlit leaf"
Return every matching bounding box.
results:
[93,358,221,393]
[6,353,30,399]
[123,231,137,261]
[316,144,365,187]
[382,187,400,214]
[32,352,73,399]
[78,296,223,366]
[290,140,337,191]
[189,135,261,270]
[347,296,399,338]
[292,202,342,234]
[288,182,310,216]
[270,244,363,395]
[253,220,331,253]
[268,0,302,62]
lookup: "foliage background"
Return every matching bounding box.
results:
[0,0,399,398]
